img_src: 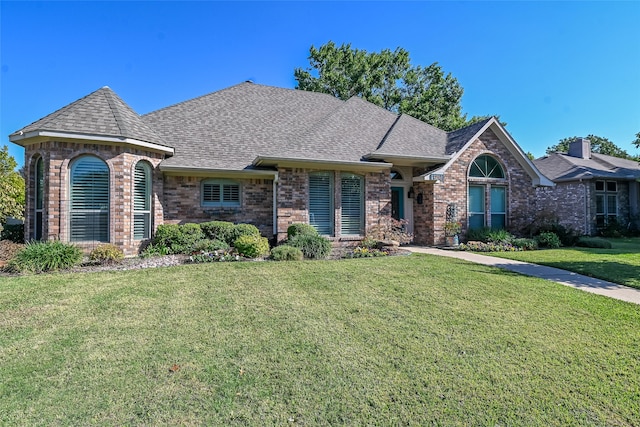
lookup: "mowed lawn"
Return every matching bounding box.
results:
[489,238,640,289]
[1,255,638,426]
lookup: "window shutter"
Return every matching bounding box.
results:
[309,172,333,235]
[341,173,363,235]
[203,184,221,203]
[133,162,151,240]
[70,157,109,242]
[223,184,240,203]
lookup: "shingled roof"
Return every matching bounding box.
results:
[10,87,168,148]
[534,152,640,182]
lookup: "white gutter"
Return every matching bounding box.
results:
[273,172,279,237]
[253,156,392,171]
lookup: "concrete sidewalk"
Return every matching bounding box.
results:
[405,246,640,305]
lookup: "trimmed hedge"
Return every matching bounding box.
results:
[288,234,332,259]
[153,223,205,254]
[234,234,270,258]
[270,245,304,261]
[287,223,318,239]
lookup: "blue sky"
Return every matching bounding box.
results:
[2,1,639,168]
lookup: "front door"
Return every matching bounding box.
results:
[391,187,404,220]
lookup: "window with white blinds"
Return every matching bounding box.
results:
[34,156,44,240]
[69,156,109,242]
[309,172,333,235]
[341,173,364,235]
[133,162,152,240]
[202,179,241,207]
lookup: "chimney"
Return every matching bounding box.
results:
[568,138,591,159]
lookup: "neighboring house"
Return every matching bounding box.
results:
[534,138,640,235]
[9,82,552,255]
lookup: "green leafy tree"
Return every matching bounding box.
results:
[0,145,25,224]
[294,41,467,131]
[546,135,636,160]
[633,132,640,149]
[466,115,507,128]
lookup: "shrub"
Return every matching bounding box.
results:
[465,227,492,243]
[1,223,24,243]
[193,239,229,253]
[288,234,332,259]
[512,238,538,251]
[367,217,412,245]
[89,244,124,264]
[270,245,304,261]
[233,223,261,240]
[287,223,318,239]
[153,223,205,254]
[199,221,236,244]
[486,229,514,244]
[576,236,613,249]
[536,232,562,249]
[458,241,521,252]
[139,242,171,258]
[345,247,388,258]
[8,240,82,273]
[360,236,379,249]
[233,234,270,258]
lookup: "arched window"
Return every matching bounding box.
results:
[469,155,505,178]
[468,155,507,230]
[34,156,44,240]
[70,156,109,242]
[390,170,403,180]
[133,162,152,240]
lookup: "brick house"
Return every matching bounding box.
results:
[534,138,640,235]
[10,82,552,255]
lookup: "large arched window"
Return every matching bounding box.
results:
[70,156,109,242]
[468,155,507,230]
[469,155,505,178]
[34,156,44,240]
[133,161,152,240]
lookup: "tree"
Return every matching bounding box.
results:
[633,132,640,149]
[294,42,468,131]
[546,135,636,160]
[0,145,25,224]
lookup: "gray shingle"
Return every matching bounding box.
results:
[372,114,449,158]
[446,118,492,154]
[534,152,640,182]
[11,87,168,147]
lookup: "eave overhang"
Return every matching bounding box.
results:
[364,152,450,166]
[159,165,278,179]
[9,130,175,155]
[253,156,393,172]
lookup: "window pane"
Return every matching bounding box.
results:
[134,213,150,240]
[341,173,363,235]
[36,157,44,210]
[469,155,504,178]
[223,184,240,202]
[469,185,485,213]
[203,184,221,203]
[607,195,617,214]
[595,195,604,214]
[595,181,605,191]
[491,214,506,230]
[70,157,109,242]
[490,186,506,213]
[134,163,150,211]
[309,172,333,235]
[469,214,485,230]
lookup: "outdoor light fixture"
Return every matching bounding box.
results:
[416,193,424,205]
[408,187,415,199]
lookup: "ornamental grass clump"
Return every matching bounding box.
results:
[8,240,82,273]
[287,223,319,239]
[89,244,124,264]
[270,245,304,261]
[287,234,332,259]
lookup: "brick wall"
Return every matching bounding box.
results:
[275,167,390,242]
[162,175,274,238]
[413,128,539,246]
[535,182,589,234]
[24,140,165,255]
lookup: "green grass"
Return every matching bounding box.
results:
[489,237,640,289]
[1,255,639,426]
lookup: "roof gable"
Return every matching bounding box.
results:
[10,87,168,148]
[534,152,640,182]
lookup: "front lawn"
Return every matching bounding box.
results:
[1,255,638,426]
[488,237,640,289]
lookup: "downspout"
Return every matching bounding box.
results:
[273,172,279,237]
